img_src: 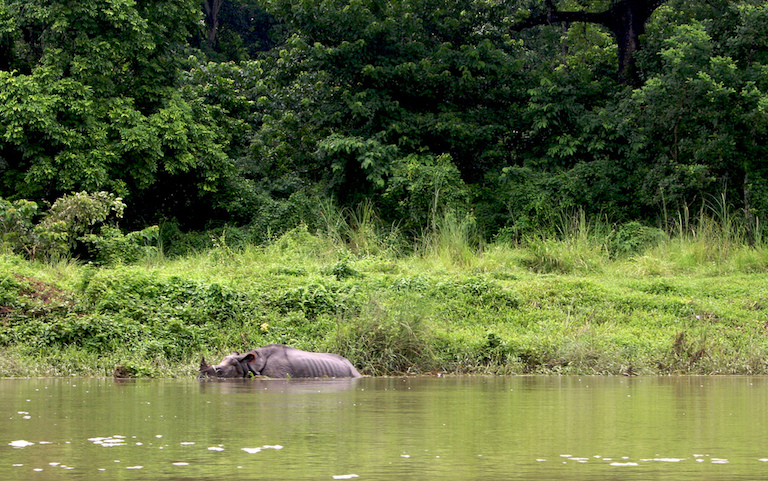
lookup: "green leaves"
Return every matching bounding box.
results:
[317,134,398,191]
[0,191,125,260]
[0,0,240,223]
[626,8,768,210]
[1,0,767,240]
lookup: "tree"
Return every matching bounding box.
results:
[0,1,236,227]
[256,0,528,188]
[622,1,768,231]
[512,0,668,83]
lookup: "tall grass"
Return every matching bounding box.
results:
[640,193,768,274]
[304,199,768,276]
[5,195,768,378]
[5,204,768,377]
[317,198,403,257]
[516,208,611,274]
[415,211,481,269]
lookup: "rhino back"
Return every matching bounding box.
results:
[253,345,361,378]
[262,352,358,378]
[292,354,359,377]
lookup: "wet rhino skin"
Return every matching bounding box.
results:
[199,344,362,379]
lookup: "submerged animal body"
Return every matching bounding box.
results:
[198,344,362,379]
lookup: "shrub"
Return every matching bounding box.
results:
[608,221,667,258]
[0,192,161,263]
[81,225,160,265]
[382,153,470,237]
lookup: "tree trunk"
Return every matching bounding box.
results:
[202,0,225,48]
[602,1,663,83]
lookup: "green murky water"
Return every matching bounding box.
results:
[2,376,768,480]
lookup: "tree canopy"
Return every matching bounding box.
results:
[1,0,767,243]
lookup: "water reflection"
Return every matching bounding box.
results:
[198,377,361,394]
[1,376,768,480]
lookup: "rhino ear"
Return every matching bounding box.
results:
[238,352,257,363]
[200,356,210,370]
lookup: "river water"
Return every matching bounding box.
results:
[2,376,768,480]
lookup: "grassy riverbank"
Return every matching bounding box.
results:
[3,219,768,377]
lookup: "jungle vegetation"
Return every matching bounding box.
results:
[2,1,768,376]
[0,0,766,247]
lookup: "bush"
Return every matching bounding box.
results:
[334,297,436,375]
[81,225,160,265]
[0,192,162,264]
[382,154,470,237]
[609,221,667,258]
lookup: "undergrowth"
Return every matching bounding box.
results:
[2,206,768,377]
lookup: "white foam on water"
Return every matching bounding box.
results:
[100,439,126,447]
[172,462,189,466]
[711,458,729,464]
[126,466,143,469]
[242,448,262,454]
[263,445,283,450]
[333,475,359,479]
[610,462,639,467]
[641,458,685,462]
[208,446,224,451]
[89,436,126,446]
[9,440,34,447]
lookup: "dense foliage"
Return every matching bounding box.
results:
[1,0,767,247]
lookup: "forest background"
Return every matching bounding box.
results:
[1,0,767,244]
[1,0,768,376]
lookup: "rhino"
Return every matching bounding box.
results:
[198,344,362,379]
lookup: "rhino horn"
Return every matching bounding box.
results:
[200,356,210,370]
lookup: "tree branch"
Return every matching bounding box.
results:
[511,1,667,34]
[511,7,613,33]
